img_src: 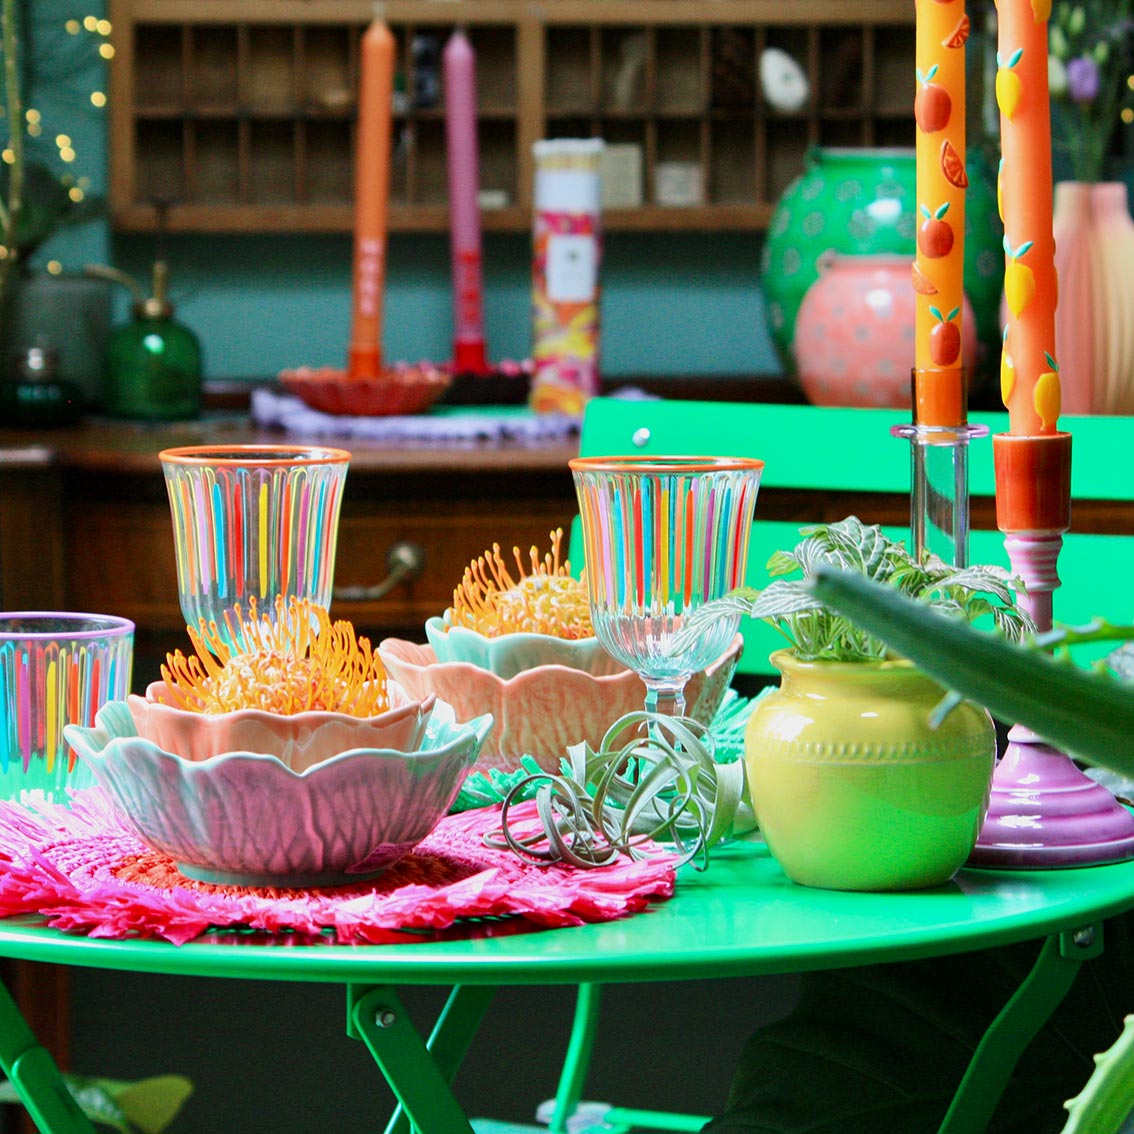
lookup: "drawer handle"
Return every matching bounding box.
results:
[332,541,426,603]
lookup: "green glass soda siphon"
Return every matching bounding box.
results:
[99,261,202,420]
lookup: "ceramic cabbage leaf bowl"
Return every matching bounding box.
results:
[378,633,742,774]
[64,700,493,888]
[127,680,437,773]
[424,616,618,680]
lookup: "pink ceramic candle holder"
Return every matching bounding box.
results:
[970,432,1134,867]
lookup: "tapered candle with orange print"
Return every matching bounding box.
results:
[912,0,969,427]
[348,19,396,381]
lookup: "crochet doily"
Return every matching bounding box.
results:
[0,789,676,946]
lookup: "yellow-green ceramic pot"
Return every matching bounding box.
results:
[745,650,996,891]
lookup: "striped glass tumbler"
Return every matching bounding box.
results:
[0,612,134,801]
[159,445,351,635]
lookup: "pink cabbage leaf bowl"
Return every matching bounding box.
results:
[127,681,436,774]
[378,633,742,774]
[64,700,493,889]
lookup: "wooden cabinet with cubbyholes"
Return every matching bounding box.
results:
[108,0,914,235]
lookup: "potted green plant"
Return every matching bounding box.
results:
[793,563,1134,1134]
[687,517,1034,892]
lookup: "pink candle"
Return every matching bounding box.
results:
[348,20,395,381]
[444,29,489,375]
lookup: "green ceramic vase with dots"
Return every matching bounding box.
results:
[744,650,997,892]
[760,147,1003,385]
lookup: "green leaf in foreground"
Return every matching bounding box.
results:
[808,565,1134,775]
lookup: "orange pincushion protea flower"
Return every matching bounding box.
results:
[448,529,592,639]
[158,597,389,717]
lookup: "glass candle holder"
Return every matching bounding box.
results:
[0,612,134,801]
[158,445,351,635]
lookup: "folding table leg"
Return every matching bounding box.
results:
[938,924,1104,1134]
[0,975,95,1134]
[347,984,495,1134]
[546,982,602,1133]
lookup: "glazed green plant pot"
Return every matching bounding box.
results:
[760,147,1003,384]
[744,650,996,892]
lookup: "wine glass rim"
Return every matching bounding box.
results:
[159,444,352,467]
[569,455,765,474]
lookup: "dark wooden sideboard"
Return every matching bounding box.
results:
[0,416,583,689]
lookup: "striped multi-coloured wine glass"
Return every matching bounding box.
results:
[570,455,763,718]
[159,445,351,638]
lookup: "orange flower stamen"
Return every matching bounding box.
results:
[447,529,592,639]
[157,596,389,717]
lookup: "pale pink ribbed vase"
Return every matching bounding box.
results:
[1050,181,1134,415]
[1089,182,1134,414]
[1051,183,1095,414]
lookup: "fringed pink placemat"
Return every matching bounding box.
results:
[0,789,677,946]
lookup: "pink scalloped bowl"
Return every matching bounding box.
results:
[128,681,437,773]
[378,634,742,774]
[278,364,451,417]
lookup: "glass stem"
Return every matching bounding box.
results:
[644,681,686,719]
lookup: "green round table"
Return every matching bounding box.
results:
[1,836,1132,1134]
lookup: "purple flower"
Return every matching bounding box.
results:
[1067,55,1101,102]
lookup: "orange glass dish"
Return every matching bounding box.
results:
[278,364,451,417]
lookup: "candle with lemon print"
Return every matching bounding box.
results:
[991,0,1071,541]
[994,0,1062,438]
[969,0,1093,869]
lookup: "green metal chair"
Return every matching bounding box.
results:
[545,395,1134,1134]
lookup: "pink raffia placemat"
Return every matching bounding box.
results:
[0,789,677,946]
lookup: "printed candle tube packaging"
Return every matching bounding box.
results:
[530,139,605,415]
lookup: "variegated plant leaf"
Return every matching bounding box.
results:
[674,517,1033,665]
[745,579,824,619]
[1108,642,1134,683]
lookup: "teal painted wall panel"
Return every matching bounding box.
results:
[29,7,783,383]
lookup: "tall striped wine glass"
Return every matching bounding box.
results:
[570,456,763,718]
[159,445,351,638]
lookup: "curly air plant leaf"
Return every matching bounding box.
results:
[484,712,748,870]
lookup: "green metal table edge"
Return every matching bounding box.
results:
[1,838,1133,1134]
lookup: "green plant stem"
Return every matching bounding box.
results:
[809,564,1134,774]
[0,0,23,306]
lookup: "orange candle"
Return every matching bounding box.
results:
[348,20,396,381]
[996,0,1060,435]
[913,0,968,427]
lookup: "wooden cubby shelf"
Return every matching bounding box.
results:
[108,0,915,235]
